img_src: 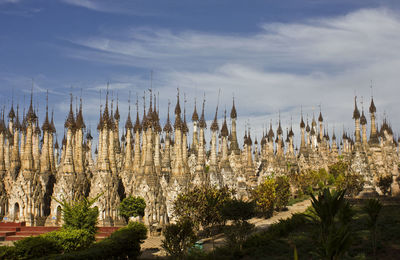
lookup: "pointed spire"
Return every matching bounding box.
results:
[230,95,237,119]
[114,93,120,121]
[318,104,323,122]
[210,90,219,132]
[75,95,85,129]
[353,96,360,119]
[42,90,51,131]
[369,96,376,114]
[198,95,207,128]
[50,109,56,133]
[8,92,15,120]
[277,112,282,135]
[300,108,305,128]
[125,93,133,129]
[133,94,142,132]
[192,98,199,122]
[221,109,229,137]
[360,107,367,125]
[268,120,274,140]
[174,88,182,129]
[163,100,172,133]
[64,92,75,129]
[182,93,188,133]
[26,86,36,123]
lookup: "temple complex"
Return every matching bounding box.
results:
[0,89,399,230]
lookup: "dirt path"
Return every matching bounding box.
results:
[139,199,311,259]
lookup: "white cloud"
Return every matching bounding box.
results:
[52,8,400,144]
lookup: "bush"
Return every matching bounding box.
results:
[251,177,276,218]
[0,245,17,260]
[220,199,255,222]
[48,221,147,260]
[220,199,256,250]
[378,174,393,195]
[335,172,364,197]
[162,217,197,259]
[173,186,233,231]
[53,194,100,235]
[45,228,94,253]
[275,176,291,210]
[12,236,62,259]
[119,196,146,222]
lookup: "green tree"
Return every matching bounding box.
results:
[162,217,197,259]
[119,196,146,222]
[364,198,382,259]
[173,186,233,231]
[275,176,291,211]
[251,177,277,218]
[220,199,255,250]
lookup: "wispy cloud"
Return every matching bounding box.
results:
[16,7,399,144]
[60,0,156,16]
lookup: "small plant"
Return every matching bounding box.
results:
[53,193,101,235]
[308,188,354,259]
[119,196,146,222]
[162,217,197,259]
[363,198,382,259]
[251,177,276,218]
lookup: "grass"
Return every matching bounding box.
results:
[198,197,400,260]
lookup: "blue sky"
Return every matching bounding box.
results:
[1,0,400,145]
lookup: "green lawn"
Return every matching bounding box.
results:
[200,198,400,260]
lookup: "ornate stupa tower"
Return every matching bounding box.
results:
[353,97,361,148]
[191,99,199,155]
[209,104,222,187]
[229,98,240,156]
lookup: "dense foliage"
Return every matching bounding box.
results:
[173,186,233,231]
[53,194,101,235]
[308,188,354,259]
[119,196,146,222]
[220,199,255,250]
[274,175,291,210]
[48,221,147,260]
[45,228,94,253]
[162,217,197,259]
[251,177,276,217]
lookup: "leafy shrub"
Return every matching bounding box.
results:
[275,176,291,210]
[378,174,393,195]
[220,199,255,222]
[162,217,197,259]
[53,194,100,235]
[173,186,233,231]
[49,221,147,260]
[0,245,17,260]
[220,199,256,250]
[45,228,94,253]
[251,177,276,218]
[328,160,349,179]
[335,171,364,197]
[119,196,146,222]
[12,236,62,259]
[224,221,255,250]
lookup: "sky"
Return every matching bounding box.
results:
[1,0,400,146]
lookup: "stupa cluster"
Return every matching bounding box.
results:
[0,89,398,229]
